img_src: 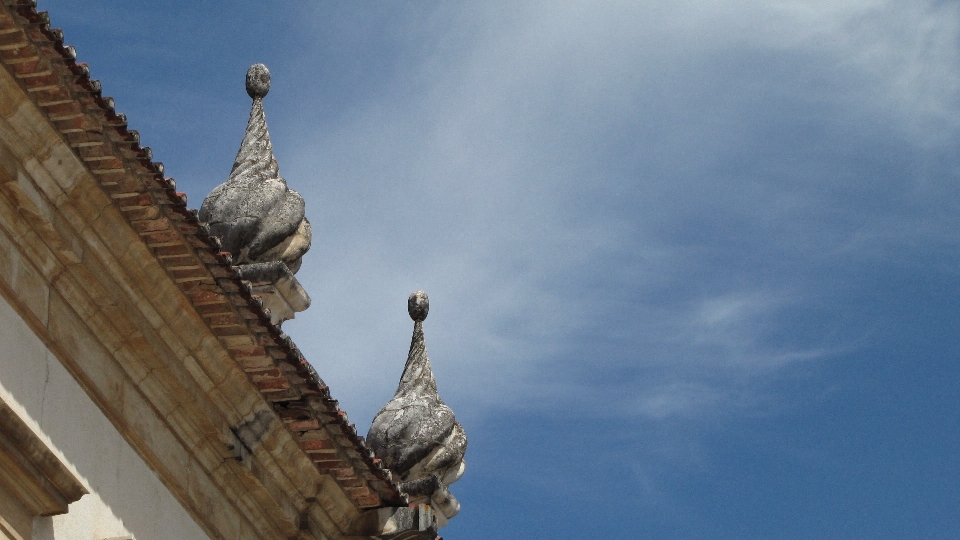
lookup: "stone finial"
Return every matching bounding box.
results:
[200,63,311,272]
[367,292,466,523]
[199,64,312,325]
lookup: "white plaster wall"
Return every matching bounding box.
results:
[0,293,209,540]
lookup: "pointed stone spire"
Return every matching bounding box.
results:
[367,291,467,523]
[199,64,312,325]
[200,63,312,273]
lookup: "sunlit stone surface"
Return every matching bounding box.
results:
[200,64,312,324]
[367,291,467,523]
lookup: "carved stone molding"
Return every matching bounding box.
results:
[0,398,86,540]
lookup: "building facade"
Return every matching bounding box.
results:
[0,2,463,539]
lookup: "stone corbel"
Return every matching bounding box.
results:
[235,261,311,325]
[346,504,440,540]
[396,476,459,527]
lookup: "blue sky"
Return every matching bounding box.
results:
[42,1,960,538]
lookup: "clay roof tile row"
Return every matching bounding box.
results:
[0,0,405,509]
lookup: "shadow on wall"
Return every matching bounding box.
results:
[0,294,208,540]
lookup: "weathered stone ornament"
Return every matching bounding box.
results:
[199,64,311,325]
[367,291,467,527]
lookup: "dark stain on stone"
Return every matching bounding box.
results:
[229,409,275,462]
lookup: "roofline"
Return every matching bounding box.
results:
[0,0,403,519]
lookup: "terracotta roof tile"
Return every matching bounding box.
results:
[0,0,405,509]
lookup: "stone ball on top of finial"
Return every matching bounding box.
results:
[408,290,429,322]
[245,63,270,99]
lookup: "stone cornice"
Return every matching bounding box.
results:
[0,2,403,539]
[0,398,87,517]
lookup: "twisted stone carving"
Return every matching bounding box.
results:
[199,64,311,273]
[367,291,466,519]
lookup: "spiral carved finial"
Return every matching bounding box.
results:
[367,292,466,521]
[200,63,312,273]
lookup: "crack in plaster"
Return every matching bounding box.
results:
[39,349,50,430]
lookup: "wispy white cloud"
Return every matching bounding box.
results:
[54,0,955,425]
[271,0,960,427]
[33,3,960,532]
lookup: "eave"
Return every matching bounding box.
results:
[0,1,405,538]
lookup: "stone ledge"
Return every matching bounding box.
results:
[0,397,87,518]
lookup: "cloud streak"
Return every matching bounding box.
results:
[43,0,960,466]
[272,1,960,428]
[35,1,960,535]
